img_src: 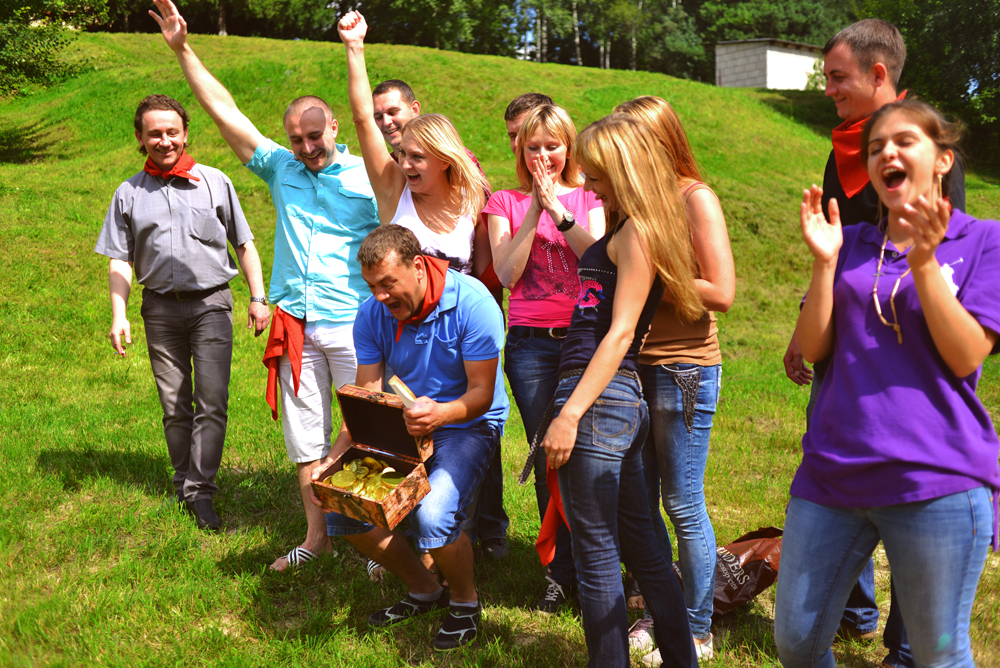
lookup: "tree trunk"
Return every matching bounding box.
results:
[572,0,582,65]
[536,11,541,62]
[218,0,227,36]
[604,39,611,69]
[541,12,548,63]
[599,38,605,69]
[630,0,642,71]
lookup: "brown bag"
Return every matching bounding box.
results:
[671,527,784,616]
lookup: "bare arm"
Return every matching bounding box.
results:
[337,11,404,219]
[795,186,842,364]
[151,0,264,164]
[234,240,271,336]
[686,188,735,312]
[542,220,655,469]
[403,358,498,436]
[488,208,539,289]
[901,196,998,377]
[108,259,133,356]
[471,220,493,280]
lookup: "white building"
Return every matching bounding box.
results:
[715,38,822,90]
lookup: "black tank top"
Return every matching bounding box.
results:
[559,223,665,374]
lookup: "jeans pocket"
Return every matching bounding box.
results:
[591,397,639,452]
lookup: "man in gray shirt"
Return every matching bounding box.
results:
[95,94,270,531]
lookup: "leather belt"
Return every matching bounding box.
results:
[508,325,568,340]
[145,283,228,301]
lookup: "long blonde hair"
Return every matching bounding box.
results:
[401,113,488,218]
[573,114,703,323]
[514,104,583,192]
[614,96,703,185]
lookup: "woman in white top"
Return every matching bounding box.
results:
[339,12,491,277]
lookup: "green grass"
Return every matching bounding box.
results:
[2,32,999,667]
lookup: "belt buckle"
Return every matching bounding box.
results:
[548,327,567,340]
[174,291,191,301]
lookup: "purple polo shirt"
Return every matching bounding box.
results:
[792,209,1000,549]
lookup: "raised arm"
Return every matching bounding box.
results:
[150,0,264,164]
[795,186,842,364]
[686,188,734,313]
[337,11,404,217]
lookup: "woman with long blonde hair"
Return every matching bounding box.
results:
[536,114,701,667]
[484,103,604,611]
[615,96,734,665]
[338,12,491,276]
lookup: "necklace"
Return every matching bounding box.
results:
[872,230,910,345]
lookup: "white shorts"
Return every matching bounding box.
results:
[280,321,358,463]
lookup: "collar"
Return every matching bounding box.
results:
[290,143,351,178]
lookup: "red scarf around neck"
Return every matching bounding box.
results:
[395,256,450,342]
[831,90,907,199]
[143,152,200,182]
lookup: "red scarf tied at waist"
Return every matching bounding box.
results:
[831,90,907,199]
[395,255,450,342]
[263,307,305,421]
[143,152,201,182]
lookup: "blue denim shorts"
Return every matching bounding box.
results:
[325,420,501,551]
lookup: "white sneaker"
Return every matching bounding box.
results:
[641,648,662,667]
[629,617,655,653]
[694,633,714,661]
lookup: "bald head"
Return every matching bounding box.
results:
[284,95,334,125]
[282,95,339,172]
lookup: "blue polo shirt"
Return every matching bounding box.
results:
[245,139,379,324]
[353,269,509,430]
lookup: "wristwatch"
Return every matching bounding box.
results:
[556,210,576,232]
[250,296,269,305]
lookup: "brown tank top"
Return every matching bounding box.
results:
[639,182,722,367]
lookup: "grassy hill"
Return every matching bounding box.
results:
[1,32,998,667]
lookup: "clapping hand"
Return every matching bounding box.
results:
[899,194,949,271]
[800,185,842,263]
[338,10,368,46]
[531,155,559,212]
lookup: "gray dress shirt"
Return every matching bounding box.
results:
[95,163,253,293]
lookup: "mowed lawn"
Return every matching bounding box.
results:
[1,33,998,668]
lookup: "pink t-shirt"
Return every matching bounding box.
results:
[483,187,602,327]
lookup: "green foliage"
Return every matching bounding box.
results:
[855,0,1000,169]
[697,0,851,46]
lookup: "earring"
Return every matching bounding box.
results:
[937,172,943,200]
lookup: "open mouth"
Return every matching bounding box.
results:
[882,166,906,190]
[405,172,420,183]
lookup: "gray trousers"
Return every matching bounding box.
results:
[141,287,234,501]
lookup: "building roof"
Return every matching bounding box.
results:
[715,38,822,53]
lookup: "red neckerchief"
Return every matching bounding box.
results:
[395,256,450,342]
[263,307,305,421]
[831,90,907,198]
[143,152,201,182]
[536,461,569,565]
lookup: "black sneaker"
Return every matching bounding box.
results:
[534,575,571,613]
[433,601,481,651]
[479,536,510,561]
[367,588,450,628]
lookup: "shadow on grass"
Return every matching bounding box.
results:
[750,89,841,141]
[36,447,172,496]
[0,120,57,164]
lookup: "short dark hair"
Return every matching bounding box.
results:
[284,95,334,124]
[373,79,416,105]
[357,225,423,268]
[824,19,906,89]
[134,95,190,156]
[504,93,554,122]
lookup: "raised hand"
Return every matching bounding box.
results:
[338,10,368,46]
[899,194,950,271]
[800,184,842,263]
[149,0,188,52]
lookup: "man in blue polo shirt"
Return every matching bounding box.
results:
[312,225,507,652]
[152,0,380,570]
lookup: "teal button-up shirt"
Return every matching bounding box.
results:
[246,139,379,323]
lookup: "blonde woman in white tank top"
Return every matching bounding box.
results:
[340,13,491,277]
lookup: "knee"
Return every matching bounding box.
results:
[774,616,824,668]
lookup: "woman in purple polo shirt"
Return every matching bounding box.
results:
[774,99,999,668]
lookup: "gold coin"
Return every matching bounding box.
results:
[329,470,356,488]
[381,472,405,488]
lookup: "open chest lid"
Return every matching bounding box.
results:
[335,385,433,464]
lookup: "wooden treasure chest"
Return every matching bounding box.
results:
[311,385,433,530]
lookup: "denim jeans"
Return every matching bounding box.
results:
[141,287,233,502]
[554,374,696,668]
[504,331,576,586]
[326,421,501,551]
[774,489,993,668]
[640,362,720,639]
[807,359,913,667]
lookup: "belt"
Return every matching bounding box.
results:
[145,283,229,301]
[508,325,569,340]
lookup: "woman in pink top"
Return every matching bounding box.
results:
[484,104,604,611]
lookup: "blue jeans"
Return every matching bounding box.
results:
[774,489,993,668]
[808,360,913,667]
[325,421,501,551]
[554,374,696,668]
[640,363,720,639]
[504,331,576,586]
